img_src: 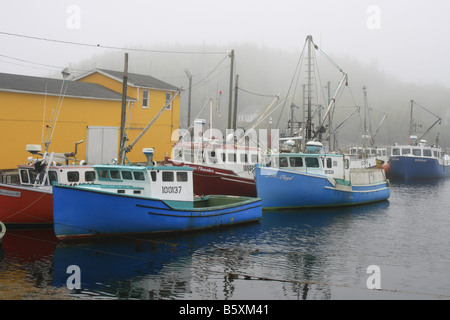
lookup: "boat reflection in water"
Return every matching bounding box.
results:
[1,200,397,300]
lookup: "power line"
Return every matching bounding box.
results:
[0,31,228,55]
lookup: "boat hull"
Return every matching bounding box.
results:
[53,185,262,239]
[0,183,53,225]
[389,156,450,180]
[255,166,390,209]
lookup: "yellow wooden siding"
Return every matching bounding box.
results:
[77,72,180,163]
[0,73,179,170]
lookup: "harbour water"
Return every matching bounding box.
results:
[1,178,450,301]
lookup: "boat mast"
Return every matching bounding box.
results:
[363,86,369,147]
[119,53,129,165]
[306,35,313,142]
[408,99,414,145]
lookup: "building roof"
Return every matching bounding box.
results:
[77,68,179,92]
[0,72,134,101]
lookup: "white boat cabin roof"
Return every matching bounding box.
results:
[391,144,443,158]
[77,164,195,202]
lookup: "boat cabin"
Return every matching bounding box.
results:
[17,164,96,187]
[86,164,195,202]
[391,145,441,158]
[265,152,349,179]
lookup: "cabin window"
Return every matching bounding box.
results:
[333,161,338,167]
[392,148,400,156]
[207,151,217,163]
[423,149,432,157]
[305,157,319,168]
[184,151,192,162]
[162,171,174,182]
[402,148,411,155]
[20,169,29,184]
[98,170,109,179]
[150,171,157,181]
[177,172,188,182]
[48,171,58,185]
[278,157,288,167]
[240,154,248,163]
[29,171,37,184]
[110,170,121,180]
[289,157,303,167]
[250,154,258,163]
[67,171,80,182]
[412,149,421,156]
[174,149,183,160]
[85,171,96,182]
[142,90,149,108]
[227,153,236,163]
[326,158,332,168]
[121,171,133,180]
[433,151,439,157]
[133,171,145,181]
[165,92,172,110]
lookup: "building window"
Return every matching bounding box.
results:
[143,90,149,108]
[165,92,172,110]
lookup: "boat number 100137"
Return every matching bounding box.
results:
[162,186,182,194]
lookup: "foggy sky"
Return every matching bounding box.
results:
[1,0,450,88]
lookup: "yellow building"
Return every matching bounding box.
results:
[0,70,180,170]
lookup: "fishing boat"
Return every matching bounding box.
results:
[164,130,260,197]
[389,100,450,180]
[347,87,388,171]
[254,36,390,209]
[53,148,262,240]
[0,143,95,225]
[254,142,390,209]
[0,220,6,243]
[163,94,280,198]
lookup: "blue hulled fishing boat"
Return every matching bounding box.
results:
[53,149,262,240]
[389,100,450,180]
[389,141,450,180]
[254,144,390,209]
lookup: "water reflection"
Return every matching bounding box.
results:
[2,186,449,300]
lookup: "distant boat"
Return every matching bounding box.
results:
[389,100,450,180]
[0,221,6,243]
[254,142,390,209]
[0,144,95,225]
[53,148,262,240]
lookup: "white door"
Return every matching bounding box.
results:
[86,126,119,164]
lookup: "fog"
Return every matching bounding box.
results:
[1,0,450,148]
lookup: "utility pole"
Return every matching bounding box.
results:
[233,74,239,130]
[185,69,192,129]
[227,50,234,129]
[118,52,128,165]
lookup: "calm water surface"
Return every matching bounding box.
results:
[1,178,450,300]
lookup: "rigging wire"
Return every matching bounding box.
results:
[275,39,307,128]
[0,31,228,55]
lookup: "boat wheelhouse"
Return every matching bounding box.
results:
[0,145,95,225]
[165,139,263,197]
